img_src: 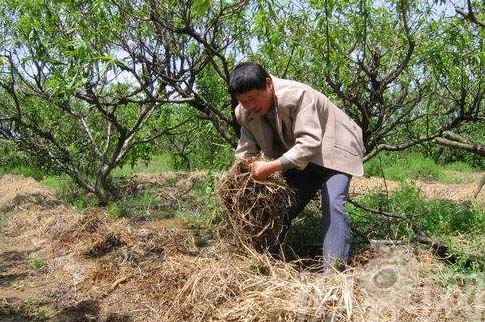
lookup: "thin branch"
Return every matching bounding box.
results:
[455,0,485,28]
[348,200,405,220]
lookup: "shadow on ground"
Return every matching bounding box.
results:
[53,299,132,322]
[283,203,368,265]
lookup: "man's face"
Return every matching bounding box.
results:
[236,77,274,117]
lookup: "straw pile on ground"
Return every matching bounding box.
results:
[217,159,295,252]
[0,174,481,322]
[161,251,353,322]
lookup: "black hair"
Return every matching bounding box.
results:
[229,62,270,96]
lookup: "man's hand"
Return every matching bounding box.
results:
[251,160,284,181]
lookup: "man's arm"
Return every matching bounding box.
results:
[235,123,260,159]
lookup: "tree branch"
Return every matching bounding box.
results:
[434,137,485,156]
[455,0,485,28]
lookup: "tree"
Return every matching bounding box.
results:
[0,0,246,203]
[454,0,485,28]
[1,0,482,203]
[249,0,483,160]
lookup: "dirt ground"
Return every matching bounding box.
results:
[0,173,483,322]
[349,175,484,206]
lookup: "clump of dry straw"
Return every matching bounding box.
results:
[217,158,295,251]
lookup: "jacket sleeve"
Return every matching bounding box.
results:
[235,123,261,159]
[281,90,323,170]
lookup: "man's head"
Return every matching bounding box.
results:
[229,62,274,116]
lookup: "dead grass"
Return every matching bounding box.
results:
[0,174,482,322]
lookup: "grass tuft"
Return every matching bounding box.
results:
[30,257,47,270]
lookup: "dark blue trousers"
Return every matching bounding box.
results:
[283,163,351,265]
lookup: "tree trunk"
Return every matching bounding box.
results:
[95,165,115,205]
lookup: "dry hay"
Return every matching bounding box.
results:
[349,176,485,206]
[217,159,295,252]
[414,180,485,206]
[3,205,80,242]
[1,174,481,322]
[0,174,61,210]
[56,211,197,263]
[123,171,207,194]
[349,176,399,199]
[160,252,352,322]
[0,175,81,247]
[152,246,481,322]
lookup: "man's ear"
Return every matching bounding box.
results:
[265,77,273,90]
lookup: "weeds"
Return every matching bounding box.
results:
[0,166,48,181]
[106,189,161,220]
[30,258,47,270]
[112,153,172,176]
[364,152,477,183]
[348,184,484,272]
[179,174,222,226]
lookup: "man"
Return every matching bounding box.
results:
[229,62,364,269]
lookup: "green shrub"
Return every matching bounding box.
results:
[40,175,70,191]
[106,202,128,219]
[444,161,473,172]
[173,174,222,226]
[112,153,173,176]
[0,166,48,181]
[47,178,98,211]
[116,189,161,220]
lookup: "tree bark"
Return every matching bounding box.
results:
[95,165,115,205]
[434,137,485,156]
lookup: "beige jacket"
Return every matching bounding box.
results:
[235,76,365,176]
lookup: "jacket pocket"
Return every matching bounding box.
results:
[333,143,359,156]
[334,118,360,156]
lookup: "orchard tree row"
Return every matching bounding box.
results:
[0,0,483,203]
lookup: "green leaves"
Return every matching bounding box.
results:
[0,0,482,202]
[192,0,213,17]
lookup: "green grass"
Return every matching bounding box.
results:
[444,161,474,172]
[0,165,49,181]
[102,171,221,226]
[40,175,71,191]
[172,174,221,226]
[348,185,485,272]
[365,152,478,183]
[112,153,173,176]
[30,257,47,270]
[106,189,161,220]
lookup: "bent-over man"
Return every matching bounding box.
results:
[229,62,365,269]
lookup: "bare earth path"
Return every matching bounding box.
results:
[349,175,484,206]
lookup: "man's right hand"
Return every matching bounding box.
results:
[251,160,283,181]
